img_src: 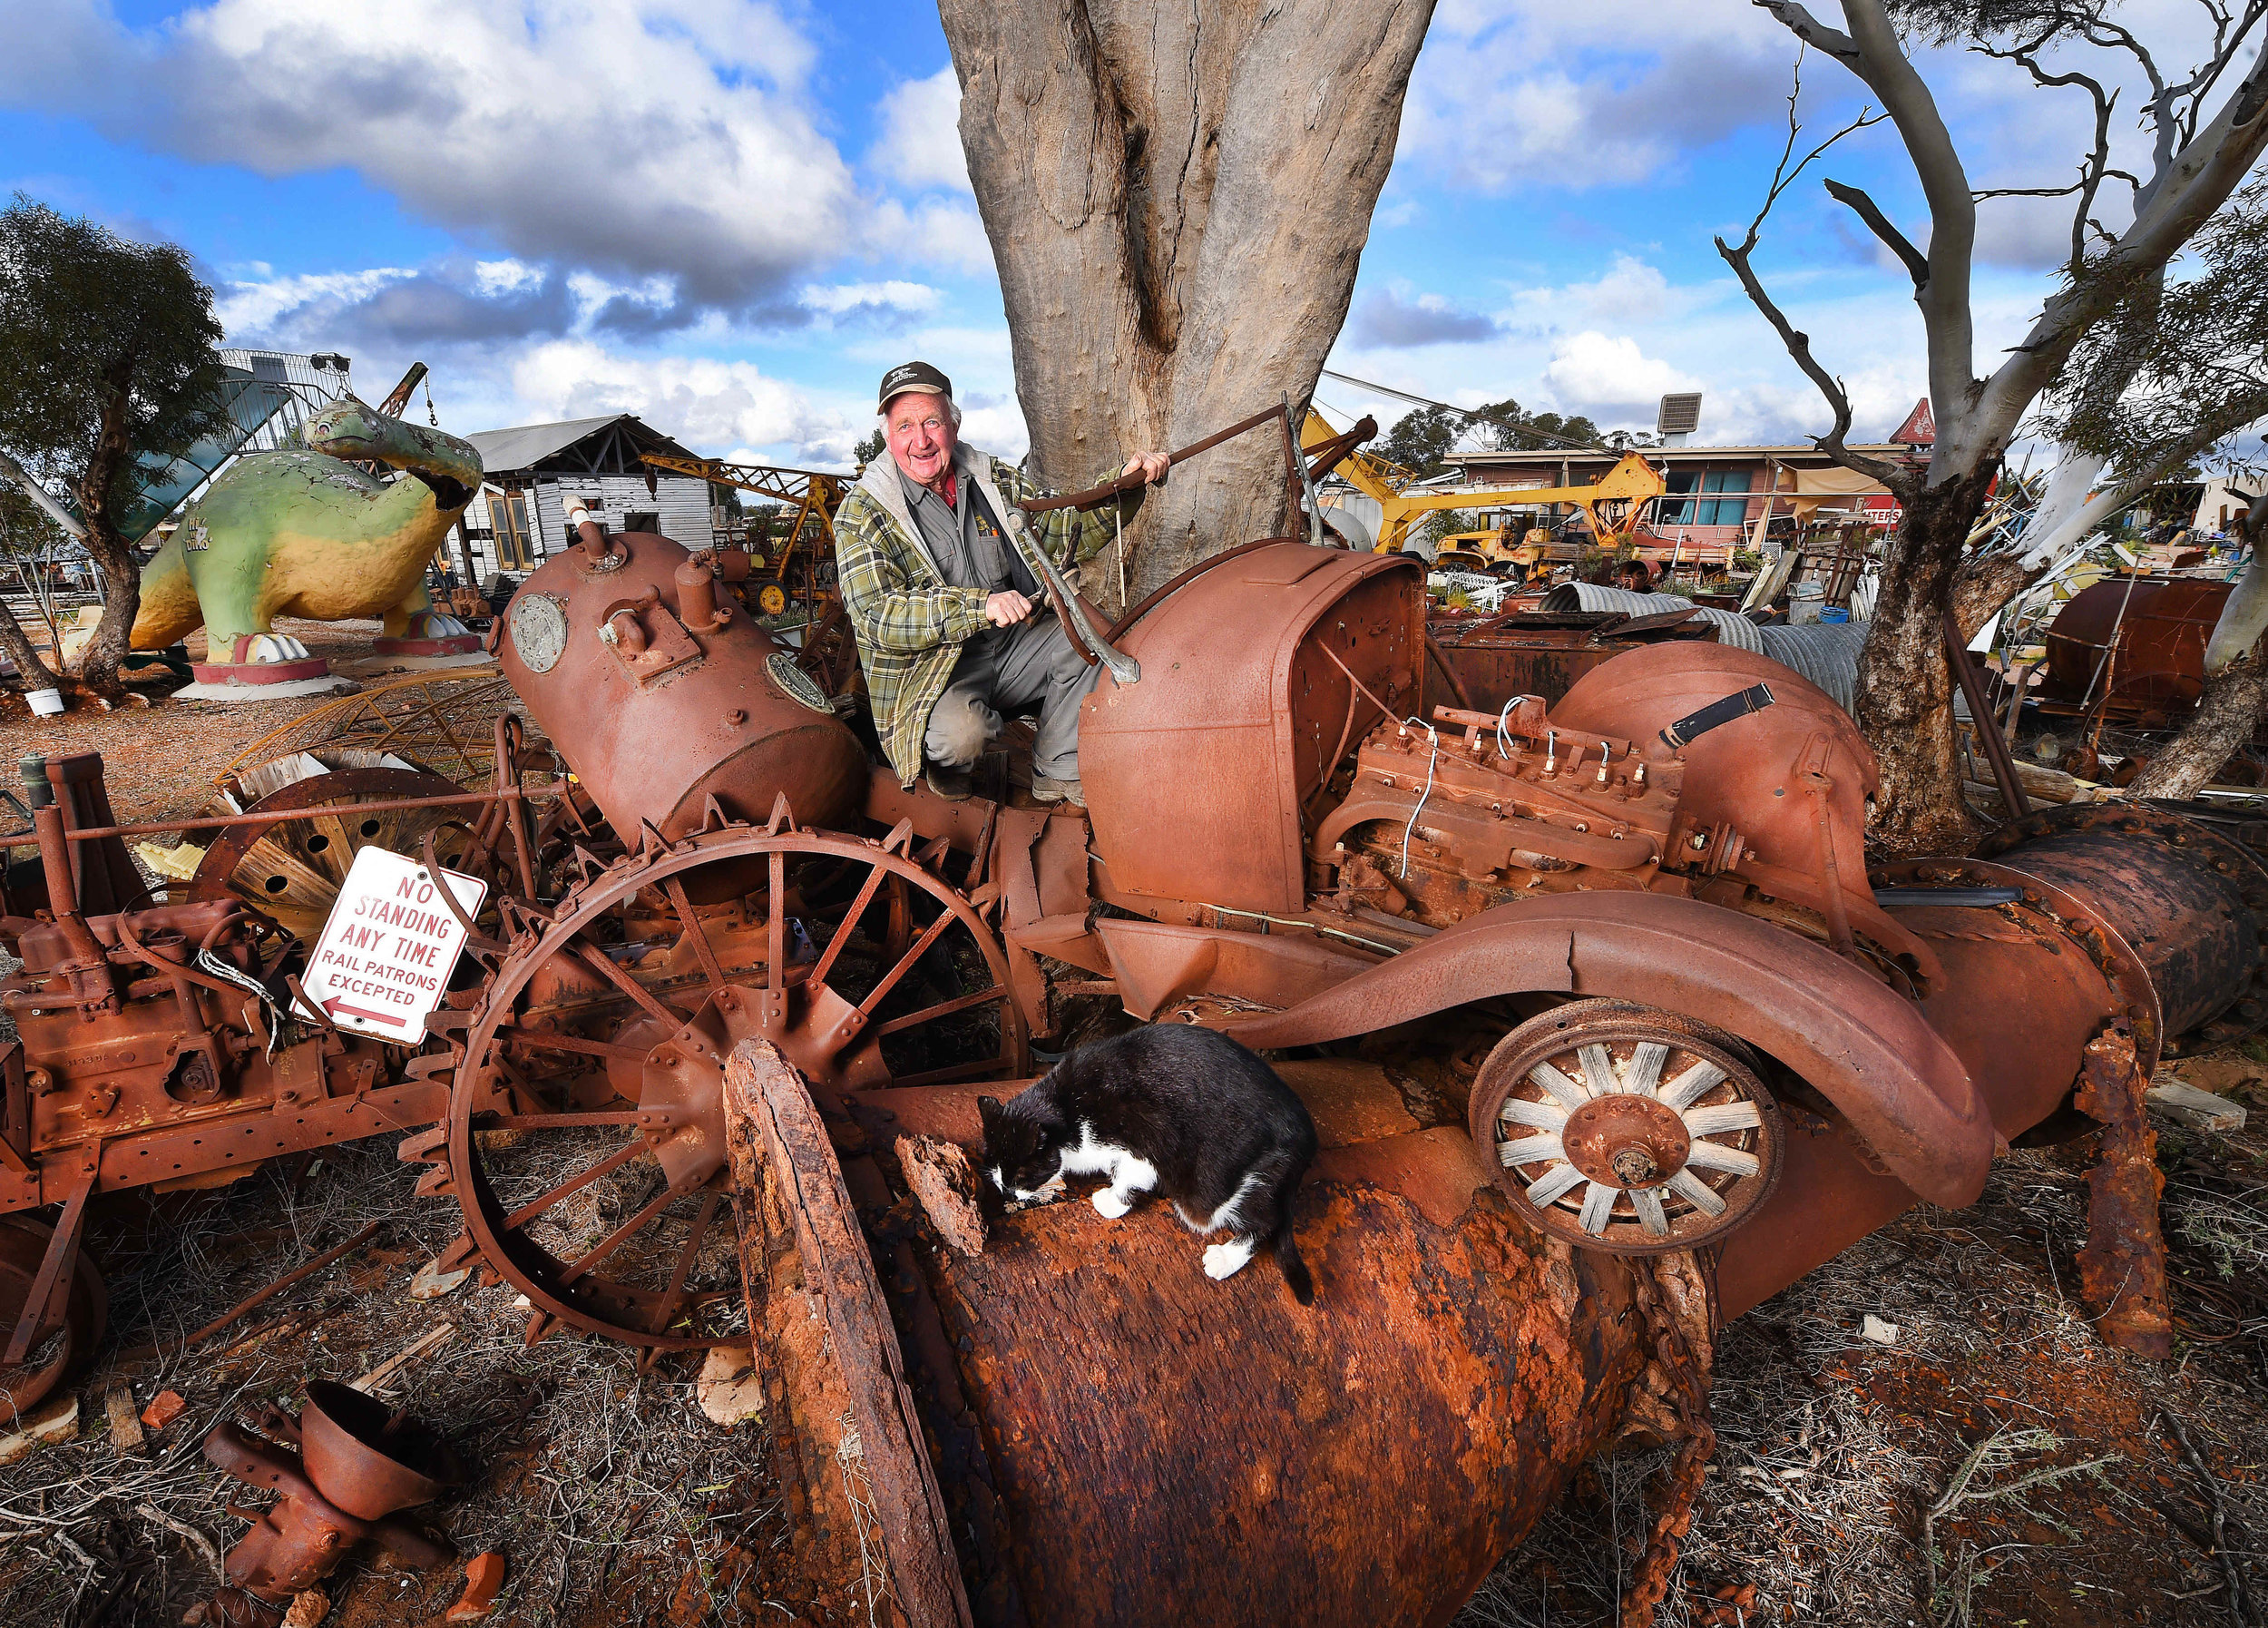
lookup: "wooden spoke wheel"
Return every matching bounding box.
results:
[192,766,476,942]
[0,1216,104,1419]
[1468,999,1782,1255]
[427,819,1025,1348]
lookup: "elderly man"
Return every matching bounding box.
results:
[832,361,1166,808]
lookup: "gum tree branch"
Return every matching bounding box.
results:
[1715,38,1907,488]
[1759,1,1981,476]
[1824,178,1929,286]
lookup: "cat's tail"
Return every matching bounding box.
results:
[1274,1210,1315,1306]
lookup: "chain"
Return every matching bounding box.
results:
[1620,1255,1717,1628]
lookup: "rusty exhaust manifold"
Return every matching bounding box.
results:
[200,1383,457,1623]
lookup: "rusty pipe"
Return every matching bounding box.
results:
[561,493,621,568]
[1942,609,2030,819]
[675,556,728,633]
[32,804,106,973]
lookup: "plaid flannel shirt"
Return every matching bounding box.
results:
[833,444,1146,786]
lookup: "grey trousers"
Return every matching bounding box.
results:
[922,611,1099,782]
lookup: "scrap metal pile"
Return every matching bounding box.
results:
[6,431,2267,1623]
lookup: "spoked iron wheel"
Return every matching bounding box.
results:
[417,815,1025,1348]
[1468,999,1782,1255]
[0,1216,105,1419]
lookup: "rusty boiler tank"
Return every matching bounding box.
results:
[496,514,866,839]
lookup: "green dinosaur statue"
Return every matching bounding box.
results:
[131,396,484,679]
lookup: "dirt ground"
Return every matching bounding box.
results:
[2,620,436,822]
[7,684,2268,1627]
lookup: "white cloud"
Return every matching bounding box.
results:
[868,197,997,278]
[474,260,544,299]
[4,0,860,318]
[509,339,865,464]
[1541,331,1702,417]
[215,267,415,334]
[1398,3,1799,193]
[800,280,942,319]
[870,66,971,194]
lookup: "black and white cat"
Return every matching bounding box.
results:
[976,1025,1318,1304]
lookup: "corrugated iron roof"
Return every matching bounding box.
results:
[464,414,699,477]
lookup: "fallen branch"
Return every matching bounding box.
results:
[352,1323,454,1395]
[136,1501,222,1578]
[1922,1425,2117,1619]
[2160,1411,2258,1627]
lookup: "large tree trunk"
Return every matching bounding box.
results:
[1857,466,2001,856]
[67,417,142,706]
[66,520,140,706]
[943,0,1436,603]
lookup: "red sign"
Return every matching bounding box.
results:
[1892,397,1935,446]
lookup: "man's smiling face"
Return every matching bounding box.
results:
[885,392,956,488]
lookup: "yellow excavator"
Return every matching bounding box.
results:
[1299,407,1666,568]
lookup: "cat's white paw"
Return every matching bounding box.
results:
[1091,1188,1132,1220]
[1202,1238,1256,1280]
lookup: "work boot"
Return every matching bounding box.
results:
[1033,775,1086,809]
[925,763,973,801]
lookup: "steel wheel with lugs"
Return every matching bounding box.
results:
[409,809,1025,1349]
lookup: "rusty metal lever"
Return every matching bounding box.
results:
[999,505,1140,686]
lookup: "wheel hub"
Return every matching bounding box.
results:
[1561,1095,1690,1190]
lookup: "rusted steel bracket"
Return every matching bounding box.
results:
[4,1151,95,1365]
[2072,1025,2173,1358]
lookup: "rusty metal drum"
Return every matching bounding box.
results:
[497,529,867,839]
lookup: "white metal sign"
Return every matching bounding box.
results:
[300,846,487,1044]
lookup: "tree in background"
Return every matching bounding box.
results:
[1378,397,1608,477]
[0,480,74,688]
[2061,178,2268,798]
[1725,2,2268,852]
[939,0,1436,603]
[0,196,228,704]
[852,427,885,468]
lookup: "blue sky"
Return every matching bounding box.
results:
[0,0,2226,467]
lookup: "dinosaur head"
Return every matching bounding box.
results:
[306,395,483,513]
[306,396,393,460]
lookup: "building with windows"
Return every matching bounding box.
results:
[456,415,712,585]
[1449,442,1911,554]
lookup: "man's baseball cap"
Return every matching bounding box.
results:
[878,360,952,411]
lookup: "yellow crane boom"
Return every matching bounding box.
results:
[1301,408,1666,558]
[637,453,848,593]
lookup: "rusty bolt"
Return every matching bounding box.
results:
[726,709,748,726]
[1609,1146,1658,1185]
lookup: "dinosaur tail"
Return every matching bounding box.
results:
[130,533,203,650]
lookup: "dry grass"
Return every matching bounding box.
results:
[1456,1136,2268,1628]
[0,1140,778,1628]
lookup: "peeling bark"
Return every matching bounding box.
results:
[1858,467,2001,856]
[941,0,1436,603]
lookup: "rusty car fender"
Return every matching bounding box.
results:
[1226,891,1992,1209]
